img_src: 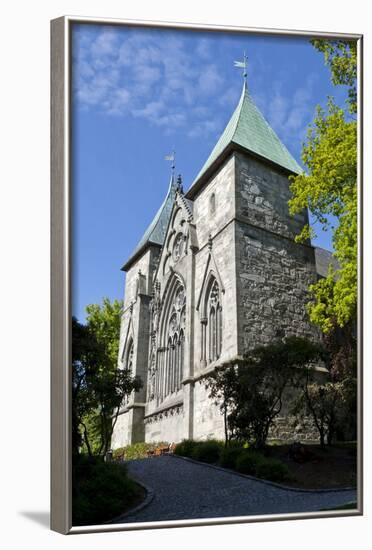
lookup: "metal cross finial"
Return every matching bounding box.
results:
[165,150,176,175]
[234,51,248,83]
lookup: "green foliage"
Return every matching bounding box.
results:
[72,298,143,457]
[85,298,123,370]
[311,40,357,114]
[174,440,290,483]
[291,326,357,447]
[219,445,247,469]
[255,458,290,482]
[112,441,169,461]
[289,40,357,334]
[174,439,224,463]
[72,455,142,526]
[235,450,290,482]
[235,451,263,476]
[204,337,324,449]
[191,440,224,464]
[292,373,357,448]
[174,439,200,458]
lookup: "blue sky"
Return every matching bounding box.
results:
[72,24,348,322]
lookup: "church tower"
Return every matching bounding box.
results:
[112,67,328,449]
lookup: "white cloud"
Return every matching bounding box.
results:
[198,64,224,95]
[256,73,317,151]
[196,38,212,60]
[73,27,233,138]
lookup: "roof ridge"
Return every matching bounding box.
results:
[230,82,248,143]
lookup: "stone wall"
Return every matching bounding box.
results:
[192,155,236,246]
[192,379,225,441]
[236,221,319,354]
[193,223,238,377]
[112,245,161,447]
[144,403,185,443]
[234,152,319,355]
[235,152,309,241]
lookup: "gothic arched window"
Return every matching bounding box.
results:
[173,233,184,262]
[156,281,186,402]
[209,193,216,215]
[125,338,134,372]
[122,338,134,405]
[201,277,222,365]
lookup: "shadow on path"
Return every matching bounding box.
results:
[119,455,357,524]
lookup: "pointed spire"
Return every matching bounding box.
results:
[234,51,248,88]
[187,59,302,198]
[122,163,179,271]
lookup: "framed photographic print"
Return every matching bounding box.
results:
[51,15,363,534]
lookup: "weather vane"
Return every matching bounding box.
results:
[164,149,176,175]
[234,51,248,83]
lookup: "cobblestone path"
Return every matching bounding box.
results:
[118,455,356,523]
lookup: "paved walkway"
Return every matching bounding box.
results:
[119,455,356,523]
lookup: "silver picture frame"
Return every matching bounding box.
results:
[51,15,363,534]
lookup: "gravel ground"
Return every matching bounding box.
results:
[119,455,356,523]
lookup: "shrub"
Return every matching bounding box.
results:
[113,441,169,461]
[219,446,245,469]
[72,455,142,526]
[191,440,224,464]
[174,439,199,458]
[255,458,290,482]
[234,451,290,482]
[235,451,264,475]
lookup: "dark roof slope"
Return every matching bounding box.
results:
[122,175,178,271]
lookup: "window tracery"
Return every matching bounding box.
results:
[173,233,184,262]
[201,277,222,365]
[151,280,186,403]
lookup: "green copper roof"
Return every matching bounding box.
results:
[188,82,302,193]
[123,175,178,270]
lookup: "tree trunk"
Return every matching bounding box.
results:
[319,427,325,450]
[81,421,92,457]
[223,402,228,447]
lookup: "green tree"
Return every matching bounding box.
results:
[85,298,123,369]
[72,298,142,456]
[288,40,357,333]
[292,375,356,448]
[72,316,103,456]
[204,337,325,449]
[311,40,357,114]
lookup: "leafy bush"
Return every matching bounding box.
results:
[255,458,290,482]
[191,440,224,464]
[234,450,290,482]
[113,441,169,461]
[173,439,291,484]
[72,455,142,526]
[235,451,264,475]
[174,439,199,458]
[219,446,245,469]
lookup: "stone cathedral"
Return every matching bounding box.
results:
[111,79,332,449]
